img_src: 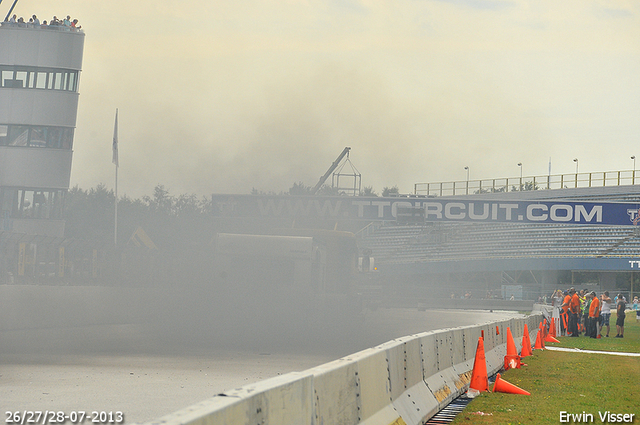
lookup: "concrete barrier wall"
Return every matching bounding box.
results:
[147,313,543,425]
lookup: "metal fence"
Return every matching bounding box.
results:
[414,170,639,197]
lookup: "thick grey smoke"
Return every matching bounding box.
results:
[17,1,640,197]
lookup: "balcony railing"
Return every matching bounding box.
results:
[0,22,83,33]
[414,170,638,197]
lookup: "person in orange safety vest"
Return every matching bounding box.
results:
[568,288,580,337]
[560,291,572,336]
[588,291,600,339]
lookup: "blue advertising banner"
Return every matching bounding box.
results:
[211,195,640,226]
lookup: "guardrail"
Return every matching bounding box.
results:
[144,313,543,425]
[0,22,83,33]
[414,170,638,197]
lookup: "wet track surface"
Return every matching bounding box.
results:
[1,308,522,423]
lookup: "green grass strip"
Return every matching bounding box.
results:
[452,311,640,424]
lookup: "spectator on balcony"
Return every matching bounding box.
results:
[32,15,40,26]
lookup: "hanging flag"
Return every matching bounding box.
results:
[112,108,119,167]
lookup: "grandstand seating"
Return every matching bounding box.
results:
[358,221,640,265]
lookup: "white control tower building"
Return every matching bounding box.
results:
[0,21,84,237]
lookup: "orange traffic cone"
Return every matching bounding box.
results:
[521,324,533,357]
[544,332,561,343]
[467,337,488,397]
[549,318,557,338]
[504,327,521,370]
[506,327,518,355]
[496,326,500,335]
[544,319,559,343]
[533,328,544,350]
[492,373,531,395]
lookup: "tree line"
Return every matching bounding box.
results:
[62,182,399,247]
[63,184,215,249]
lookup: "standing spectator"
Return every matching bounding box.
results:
[583,292,592,336]
[615,295,626,338]
[560,290,571,336]
[552,289,564,336]
[568,288,580,337]
[600,291,612,337]
[588,291,600,338]
[614,293,627,304]
[32,15,40,26]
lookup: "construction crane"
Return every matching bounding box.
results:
[312,147,351,195]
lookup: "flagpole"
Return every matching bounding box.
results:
[113,109,119,247]
[115,158,118,247]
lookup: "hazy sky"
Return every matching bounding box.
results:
[12,0,640,198]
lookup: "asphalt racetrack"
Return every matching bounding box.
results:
[1,308,522,423]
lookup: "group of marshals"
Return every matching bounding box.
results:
[559,287,617,339]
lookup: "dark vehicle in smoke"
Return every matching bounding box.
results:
[198,229,363,344]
